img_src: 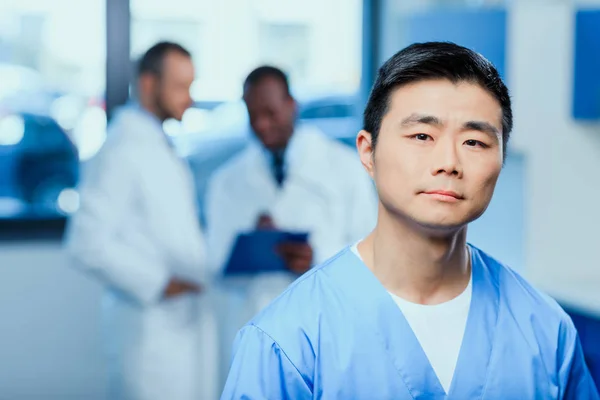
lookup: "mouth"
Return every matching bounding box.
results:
[421,190,464,202]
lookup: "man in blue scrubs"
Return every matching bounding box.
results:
[220,42,599,399]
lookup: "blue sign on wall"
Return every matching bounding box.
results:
[573,10,600,120]
[402,8,507,81]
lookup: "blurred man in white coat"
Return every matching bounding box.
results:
[205,66,378,379]
[65,42,208,400]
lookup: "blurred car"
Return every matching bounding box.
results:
[0,62,106,161]
[0,112,79,218]
[0,63,62,117]
[171,92,362,225]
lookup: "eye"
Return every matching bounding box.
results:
[413,133,432,141]
[464,139,488,148]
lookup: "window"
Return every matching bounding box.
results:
[0,0,105,220]
[130,0,363,221]
[131,0,362,102]
[131,18,204,76]
[258,23,310,84]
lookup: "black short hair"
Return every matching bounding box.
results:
[243,66,291,96]
[137,41,192,78]
[364,41,512,158]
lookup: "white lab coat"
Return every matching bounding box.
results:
[64,105,216,400]
[204,123,378,387]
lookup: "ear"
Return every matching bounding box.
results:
[287,95,298,110]
[356,129,375,178]
[138,73,157,96]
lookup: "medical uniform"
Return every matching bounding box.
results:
[221,244,599,399]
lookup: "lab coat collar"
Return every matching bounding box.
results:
[253,123,320,182]
[133,102,163,128]
[120,102,176,149]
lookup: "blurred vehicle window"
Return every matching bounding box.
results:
[0,0,105,219]
[300,103,355,120]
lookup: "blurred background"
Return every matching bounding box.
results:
[0,0,599,398]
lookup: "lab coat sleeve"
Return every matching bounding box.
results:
[204,173,238,277]
[65,146,170,306]
[158,170,207,285]
[221,325,313,400]
[558,319,599,399]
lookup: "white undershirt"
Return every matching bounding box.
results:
[351,243,472,394]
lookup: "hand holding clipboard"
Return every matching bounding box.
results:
[224,230,311,276]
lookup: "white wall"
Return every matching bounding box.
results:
[509,2,600,317]
[0,242,107,400]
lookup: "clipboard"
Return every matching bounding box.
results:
[223,230,309,276]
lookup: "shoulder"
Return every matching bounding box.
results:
[109,106,159,142]
[244,248,352,355]
[472,245,576,338]
[100,107,162,161]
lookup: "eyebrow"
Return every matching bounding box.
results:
[400,113,443,128]
[463,120,500,138]
[400,113,500,139]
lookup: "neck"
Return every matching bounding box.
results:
[139,96,166,122]
[359,204,471,305]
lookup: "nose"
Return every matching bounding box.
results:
[430,137,463,178]
[253,116,272,136]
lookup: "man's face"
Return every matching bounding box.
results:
[243,77,296,151]
[154,51,195,121]
[358,79,504,232]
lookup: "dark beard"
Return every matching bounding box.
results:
[152,87,174,121]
